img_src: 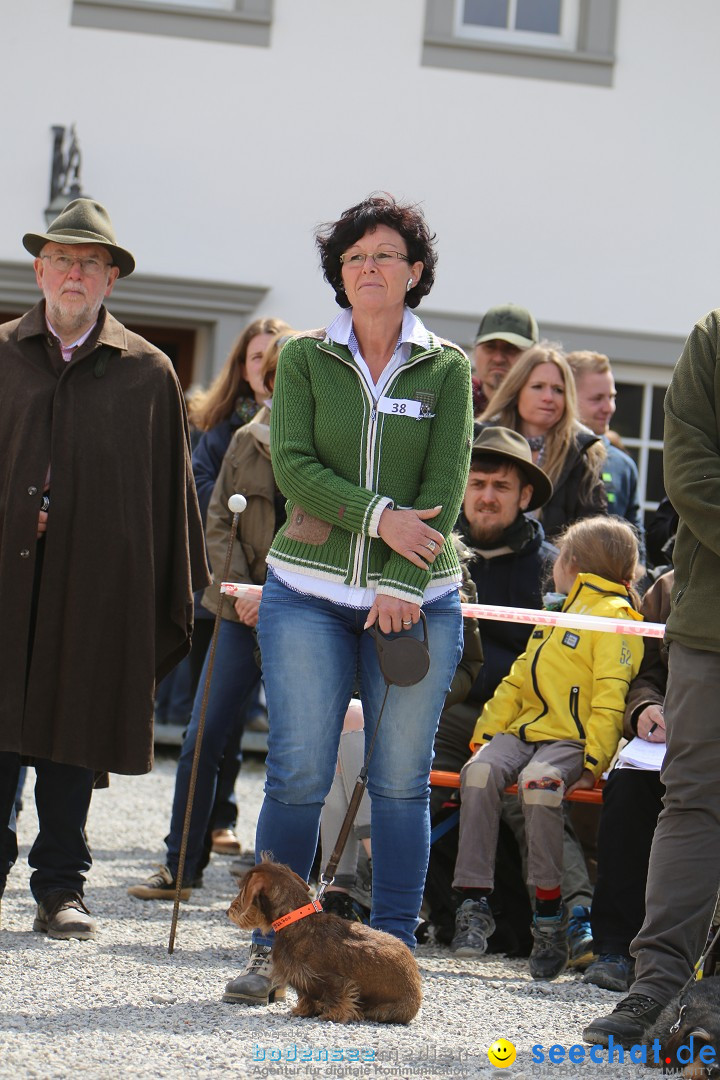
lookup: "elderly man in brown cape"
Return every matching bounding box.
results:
[0,199,209,938]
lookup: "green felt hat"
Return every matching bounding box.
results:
[23,198,135,277]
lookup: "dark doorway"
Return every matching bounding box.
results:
[126,324,197,390]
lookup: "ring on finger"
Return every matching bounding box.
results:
[426,539,437,552]
[402,619,413,627]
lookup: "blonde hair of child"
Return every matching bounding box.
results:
[556,516,640,608]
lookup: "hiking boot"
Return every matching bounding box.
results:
[127,865,192,901]
[33,891,96,940]
[529,904,569,980]
[583,954,633,992]
[582,992,664,1048]
[567,904,595,970]
[211,829,241,856]
[222,944,286,1005]
[450,897,496,957]
[321,891,363,922]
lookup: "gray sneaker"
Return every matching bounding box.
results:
[222,944,287,1005]
[529,904,569,980]
[33,891,96,940]
[450,897,496,957]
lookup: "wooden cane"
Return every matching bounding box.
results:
[168,493,247,953]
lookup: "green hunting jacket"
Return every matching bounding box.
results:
[267,327,473,604]
[665,309,720,651]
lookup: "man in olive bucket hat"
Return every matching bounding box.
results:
[472,303,539,416]
[0,199,209,938]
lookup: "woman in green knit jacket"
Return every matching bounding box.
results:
[223,194,473,1006]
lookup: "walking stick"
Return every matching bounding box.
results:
[168,493,247,953]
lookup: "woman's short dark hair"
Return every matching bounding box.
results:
[316,192,437,309]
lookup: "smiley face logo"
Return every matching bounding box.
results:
[488,1039,517,1068]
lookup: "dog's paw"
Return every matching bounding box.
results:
[316,1002,364,1024]
[292,997,319,1018]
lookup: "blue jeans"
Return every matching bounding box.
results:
[254,573,463,948]
[165,619,261,880]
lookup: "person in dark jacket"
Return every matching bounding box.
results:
[0,199,209,939]
[480,343,607,540]
[426,427,559,954]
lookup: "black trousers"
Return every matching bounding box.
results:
[0,753,94,902]
[0,533,95,902]
[591,767,665,955]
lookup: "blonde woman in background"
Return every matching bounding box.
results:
[481,343,607,539]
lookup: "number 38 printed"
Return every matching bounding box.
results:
[391,402,407,414]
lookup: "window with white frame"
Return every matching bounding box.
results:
[423,0,618,86]
[71,0,273,47]
[612,378,668,525]
[456,0,579,52]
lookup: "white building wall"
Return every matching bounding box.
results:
[1,0,719,347]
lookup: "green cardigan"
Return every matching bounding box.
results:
[665,309,720,651]
[267,328,473,604]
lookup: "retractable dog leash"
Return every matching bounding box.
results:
[168,493,247,954]
[675,892,720,996]
[315,613,430,906]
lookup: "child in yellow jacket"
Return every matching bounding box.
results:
[451,516,644,980]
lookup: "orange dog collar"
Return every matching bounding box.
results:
[272,899,323,932]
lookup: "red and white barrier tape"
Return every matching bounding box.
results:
[220,582,665,639]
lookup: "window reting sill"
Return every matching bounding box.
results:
[71,0,272,47]
[422,34,615,85]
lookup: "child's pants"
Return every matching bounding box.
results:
[453,733,585,891]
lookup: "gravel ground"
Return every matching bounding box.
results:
[0,752,660,1080]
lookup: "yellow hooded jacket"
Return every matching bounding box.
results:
[470,573,644,778]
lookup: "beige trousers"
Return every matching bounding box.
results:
[453,733,584,891]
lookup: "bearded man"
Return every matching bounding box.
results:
[0,199,209,938]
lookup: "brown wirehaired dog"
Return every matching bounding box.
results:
[227,858,422,1024]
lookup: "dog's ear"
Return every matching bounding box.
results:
[242,867,270,907]
[242,866,277,922]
